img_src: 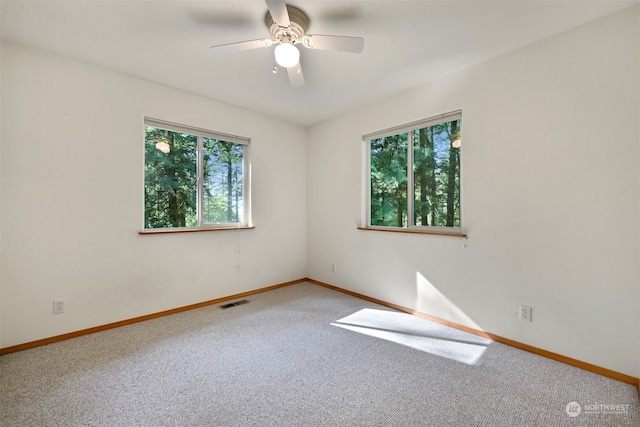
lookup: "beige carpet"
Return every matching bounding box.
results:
[1,282,638,426]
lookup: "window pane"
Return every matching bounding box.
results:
[413,119,460,227]
[370,133,408,227]
[203,138,244,224]
[144,126,198,228]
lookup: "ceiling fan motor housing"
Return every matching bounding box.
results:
[210,1,363,88]
[266,6,310,44]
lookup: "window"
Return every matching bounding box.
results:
[365,110,461,231]
[144,118,250,230]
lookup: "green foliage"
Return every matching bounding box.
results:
[202,138,244,224]
[413,121,460,227]
[144,127,244,229]
[145,127,197,228]
[370,120,461,228]
[370,133,408,227]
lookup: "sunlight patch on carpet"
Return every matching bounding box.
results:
[332,308,490,365]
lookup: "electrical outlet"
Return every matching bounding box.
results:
[53,299,66,314]
[519,305,532,322]
[332,264,337,274]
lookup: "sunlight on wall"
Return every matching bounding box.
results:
[332,308,490,365]
[415,272,482,331]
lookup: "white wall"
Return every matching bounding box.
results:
[307,7,639,377]
[0,42,307,348]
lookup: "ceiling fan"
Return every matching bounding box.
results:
[210,0,364,88]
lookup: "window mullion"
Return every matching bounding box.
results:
[407,131,414,227]
[197,136,204,227]
[365,141,372,227]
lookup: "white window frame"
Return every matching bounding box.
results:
[144,117,252,230]
[363,110,463,234]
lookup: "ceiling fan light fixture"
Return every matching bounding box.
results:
[274,42,299,68]
[210,1,364,88]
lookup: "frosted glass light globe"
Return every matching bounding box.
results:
[274,43,300,68]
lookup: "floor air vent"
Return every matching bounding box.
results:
[219,299,249,309]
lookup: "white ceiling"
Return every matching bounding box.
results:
[2,0,637,127]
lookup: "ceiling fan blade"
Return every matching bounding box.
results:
[210,39,273,54]
[287,63,305,88]
[265,0,290,27]
[301,35,364,53]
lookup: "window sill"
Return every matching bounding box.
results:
[139,226,255,235]
[357,226,467,238]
